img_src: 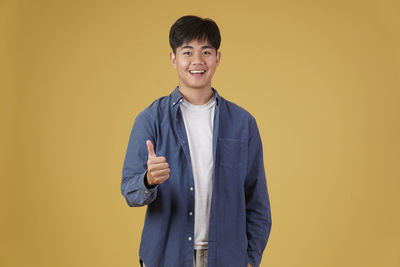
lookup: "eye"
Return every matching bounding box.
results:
[203,51,212,55]
[183,51,191,55]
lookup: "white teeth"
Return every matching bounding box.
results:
[189,70,205,74]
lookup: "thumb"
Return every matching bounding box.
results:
[146,140,157,158]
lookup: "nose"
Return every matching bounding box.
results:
[192,52,205,65]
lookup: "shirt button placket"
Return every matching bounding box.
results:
[189,186,194,245]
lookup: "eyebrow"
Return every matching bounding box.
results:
[181,45,213,50]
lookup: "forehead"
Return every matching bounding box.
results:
[179,39,214,50]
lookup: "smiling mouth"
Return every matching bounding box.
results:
[189,70,206,78]
[189,70,206,74]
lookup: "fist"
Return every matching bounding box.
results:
[146,140,170,186]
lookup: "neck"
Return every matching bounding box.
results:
[178,86,214,105]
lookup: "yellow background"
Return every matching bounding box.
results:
[1,0,399,266]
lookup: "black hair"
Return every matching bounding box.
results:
[169,15,221,54]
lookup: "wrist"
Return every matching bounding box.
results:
[144,172,157,189]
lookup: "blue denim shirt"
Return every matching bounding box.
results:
[121,87,272,267]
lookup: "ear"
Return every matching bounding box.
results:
[216,51,221,66]
[170,52,177,69]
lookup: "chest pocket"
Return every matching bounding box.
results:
[218,138,244,169]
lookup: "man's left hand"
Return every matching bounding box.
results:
[248,264,253,267]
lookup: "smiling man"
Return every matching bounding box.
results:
[121,15,272,267]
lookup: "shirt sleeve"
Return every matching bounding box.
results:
[121,111,159,207]
[245,116,272,267]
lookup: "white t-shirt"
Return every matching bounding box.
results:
[180,94,216,250]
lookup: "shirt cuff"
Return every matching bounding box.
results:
[247,250,262,267]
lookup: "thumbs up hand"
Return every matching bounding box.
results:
[146,140,170,186]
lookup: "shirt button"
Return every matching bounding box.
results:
[189,211,193,216]
[145,190,149,194]
[179,99,183,102]
[190,187,194,191]
[188,236,192,241]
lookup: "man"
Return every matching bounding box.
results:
[121,15,272,267]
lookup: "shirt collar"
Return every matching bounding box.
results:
[171,86,220,107]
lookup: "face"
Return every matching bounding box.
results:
[170,39,221,92]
